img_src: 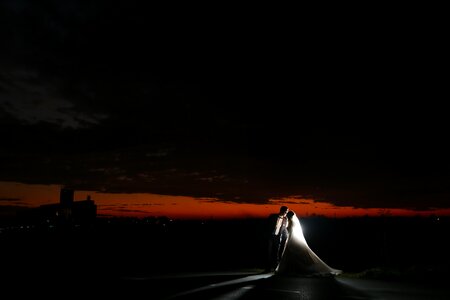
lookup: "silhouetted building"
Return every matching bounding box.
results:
[60,188,74,207]
[71,195,97,224]
[33,188,97,227]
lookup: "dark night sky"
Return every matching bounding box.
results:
[1,1,449,214]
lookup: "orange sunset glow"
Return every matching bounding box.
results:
[2,181,450,219]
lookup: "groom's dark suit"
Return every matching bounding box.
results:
[266,212,289,271]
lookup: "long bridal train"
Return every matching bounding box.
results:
[275,211,342,276]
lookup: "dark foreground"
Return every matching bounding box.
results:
[2,216,450,299]
[125,272,450,299]
[3,270,450,299]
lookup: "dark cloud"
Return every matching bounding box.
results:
[0,198,22,202]
[1,1,449,211]
[0,66,108,128]
[101,208,152,214]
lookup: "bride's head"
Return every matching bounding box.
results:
[287,211,295,219]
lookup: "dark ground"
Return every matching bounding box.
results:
[1,216,450,298]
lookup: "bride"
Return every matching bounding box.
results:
[275,210,342,276]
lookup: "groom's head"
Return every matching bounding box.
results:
[279,206,289,216]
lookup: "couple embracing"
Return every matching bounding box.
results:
[267,206,342,276]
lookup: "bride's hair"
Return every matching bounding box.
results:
[287,211,295,219]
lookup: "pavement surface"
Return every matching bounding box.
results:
[5,270,450,299]
[119,271,450,299]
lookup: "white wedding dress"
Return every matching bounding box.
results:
[275,212,342,276]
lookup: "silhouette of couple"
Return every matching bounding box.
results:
[267,206,342,276]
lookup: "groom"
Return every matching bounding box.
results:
[267,205,289,271]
